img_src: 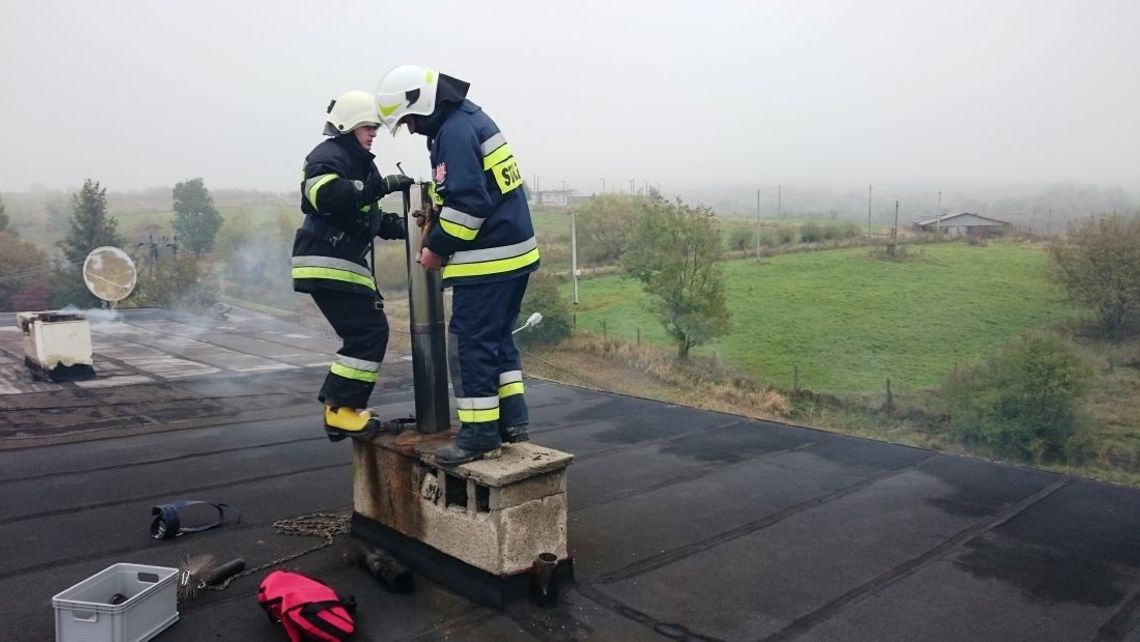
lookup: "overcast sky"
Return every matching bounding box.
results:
[1,0,1137,195]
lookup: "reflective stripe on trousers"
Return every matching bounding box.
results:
[311,290,389,409]
[447,275,530,450]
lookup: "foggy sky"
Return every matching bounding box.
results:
[1,0,1138,195]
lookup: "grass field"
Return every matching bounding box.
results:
[563,242,1076,393]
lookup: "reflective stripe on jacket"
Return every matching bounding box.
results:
[424,100,539,287]
[292,136,381,295]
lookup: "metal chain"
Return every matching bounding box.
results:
[203,512,351,592]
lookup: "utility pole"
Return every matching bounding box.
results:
[600,178,605,194]
[777,184,782,218]
[570,210,580,304]
[755,188,761,260]
[893,199,899,248]
[867,184,872,236]
[562,180,567,207]
[1047,209,1053,236]
[937,190,943,237]
[629,179,634,194]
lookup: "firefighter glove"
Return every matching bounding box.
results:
[382,174,415,194]
[376,212,406,240]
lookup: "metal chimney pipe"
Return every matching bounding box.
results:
[403,184,451,434]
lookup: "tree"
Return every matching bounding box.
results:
[1048,214,1140,338]
[515,273,573,348]
[130,252,219,310]
[172,178,224,256]
[623,199,731,358]
[0,194,13,236]
[58,179,123,267]
[0,233,51,311]
[575,194,648,265]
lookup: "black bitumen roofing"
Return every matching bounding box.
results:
[1,309,1138,641]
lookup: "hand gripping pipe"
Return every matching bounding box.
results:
[403,184,451,434]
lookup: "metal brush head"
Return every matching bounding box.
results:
[177,554,216,602]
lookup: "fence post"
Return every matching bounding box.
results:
[885,378,894,413]
[793,365,799,392]
[602,320,607,342]
[636,327,640,346]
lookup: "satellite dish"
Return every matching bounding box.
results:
[83,246,137,303]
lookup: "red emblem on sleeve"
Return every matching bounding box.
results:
[434,163,446,184]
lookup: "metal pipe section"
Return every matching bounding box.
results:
[403,184,451,434]
[531,552,559,608]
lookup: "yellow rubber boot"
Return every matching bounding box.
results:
[324,405,380,442]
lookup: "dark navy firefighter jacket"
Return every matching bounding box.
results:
[291,135,385,296]
[425,100,539,287]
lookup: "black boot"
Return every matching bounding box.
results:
[499,425,530,443]
[433,443,503,466]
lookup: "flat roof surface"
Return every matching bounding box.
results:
[1,309,1138,641]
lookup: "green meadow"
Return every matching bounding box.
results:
[563,242,1075,393]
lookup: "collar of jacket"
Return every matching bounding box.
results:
[331,133,376,162]
[412,100,462,138]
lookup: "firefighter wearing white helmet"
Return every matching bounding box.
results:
[323,90,383,136]
[292,90,414,441]
[375,66,540,465]
[374,65,442,134]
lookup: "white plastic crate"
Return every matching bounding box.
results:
[52,563,179,642]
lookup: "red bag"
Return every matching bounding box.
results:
[257,570,355,641]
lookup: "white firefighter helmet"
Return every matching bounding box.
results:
[323,90,381,136]
[375,65,439,134]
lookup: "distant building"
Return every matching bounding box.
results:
[913,212,1011,238]
[528,189,576,207]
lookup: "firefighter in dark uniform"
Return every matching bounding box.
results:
[375,66,539,465]
[293,90,414,440]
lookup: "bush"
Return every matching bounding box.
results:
[726,226,754,252]
[830,222,861,240]
[516,273,572,348]
[130,254,219,311]
[799,221,825,243]
[1048,214,1140,339]
[759,224,797,246]
[939,334,1091,463]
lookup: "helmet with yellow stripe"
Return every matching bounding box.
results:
[323,90,381,137]
[375,65,439,135]
[375,65,470,135]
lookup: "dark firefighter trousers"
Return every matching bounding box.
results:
[448,275,530,452]
[311,290,389,410]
